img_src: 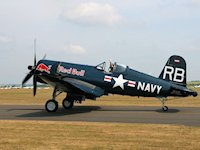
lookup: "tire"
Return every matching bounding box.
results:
[162,106,168,111]
[62,98,74,109]
[45,99,58,112]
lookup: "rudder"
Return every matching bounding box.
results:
[159,55,186,87]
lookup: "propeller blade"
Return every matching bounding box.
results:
[34,38,37,66]
[33,75,37,96]
[22,70,34,85]
[34,51,36,67]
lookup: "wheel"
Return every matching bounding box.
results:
[162,106,168,111]
[45,99,58,112]
[62,98,74,109]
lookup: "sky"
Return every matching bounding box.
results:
[0,0,200,84]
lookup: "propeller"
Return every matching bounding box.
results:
[22,53,38,96]
[22,39,38,96]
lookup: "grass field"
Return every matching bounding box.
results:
[0,88,199,107]
[0,120,200,150]
[0,88,200,150]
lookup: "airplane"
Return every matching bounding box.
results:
[22,55,198,112]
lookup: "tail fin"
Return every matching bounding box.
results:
[159,55,186,87]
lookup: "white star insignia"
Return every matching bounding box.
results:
[113,74,127,90]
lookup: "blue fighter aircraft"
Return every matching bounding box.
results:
[22,55,198,112]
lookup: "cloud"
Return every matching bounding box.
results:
[63,44,86,54]
[0,34,12,43]
[61,2,122,26]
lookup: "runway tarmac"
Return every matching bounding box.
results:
[0,105,200,126]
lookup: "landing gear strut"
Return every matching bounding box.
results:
[44,88,84,112]
[159,97,168,112]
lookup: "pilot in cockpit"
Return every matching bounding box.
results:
[109,60,115,72]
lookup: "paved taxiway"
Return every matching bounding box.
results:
[0,105,200,126]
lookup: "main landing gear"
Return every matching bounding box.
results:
[45,88,75,112]
[159,97,168,112]
[45,99,58,112]
[62,97,74,109]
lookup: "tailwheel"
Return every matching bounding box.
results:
[158,97,169,112]
[62,98,74,109]
[45,99,58,112]
[162,106,168,111]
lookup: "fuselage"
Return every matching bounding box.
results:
[35,59,196,98]
[22,55,198,112]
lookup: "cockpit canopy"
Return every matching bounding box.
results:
[95,61,128,74]
[113,63,127,73]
